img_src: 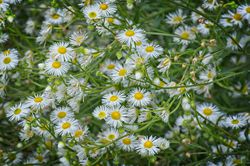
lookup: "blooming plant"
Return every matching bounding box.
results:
[0,0,250,165]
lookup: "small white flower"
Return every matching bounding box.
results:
[166,9,186,25]
[128,88,151,107]
[224,115,248,129]
[136,136,160,156]
[49,42,74,62]
[117,134,137,151]
[7,104,29,121]
[26,95,50,110]
[55,119,78,136]
[238,4,250,23]
[174,26,196,45]
[196,103,221,122]
[45,9,66,25]
[83,5,102,20]
[44,59,70,76]
[50,107,74,122]
[140,42,163,58]
[106,106,129,128]
[110,64,130,82]
[102,91,126,106]
[117,28,145,46]
[0,49,19,71]
[97,1,117,16]
[202,0,219,10]
[93,105,109,120]
[70,31,87,46]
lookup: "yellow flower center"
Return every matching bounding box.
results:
[180,31,189,40]
[110,95,118,102]
[203,108,213,116]
[98,111,106,119]
[134,92,144,100]
[125,30,135,37]
[52,13,60,19]
[233,13,242,20]
[144,140,153,148]
[76,36,84,43]
[145,46,155,53]
[3,49,10,55]
[122,138,131,145]
[3,57,11,64]
[74,130,83,138]
[107,17,114,23]
[107,64,115,69]
[100,3,108,10]
[88,12,97,19]
[163,58,170,66]
[173,16,183,22]
[111,111,121,120]
[246,7,250,13]
[52,61,61,69]
[108,134,115,140]
[58,46,67,54]
[231,119,239,125]
[118,68,127,76]
[57,111,66,119]
[0,0,3,4]
[207,71,213,79]
[36,155,44,162]
[62,122,71,129]
[14,108,22,115]
[34,97,43,103]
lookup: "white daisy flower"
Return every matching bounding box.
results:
[97,1,117,16]
[199,66,216,82]
[128,88,151,107]
[50,107,74,122]
[197,21,213,36]
[238,4,250,23]
[166,9,186,25]
[136,136,160,156]
[102,91,126,106]
[202,0,219,10]
[6,104,29,121]
[226,33,249,51]
[117,28,145,46]
[26,94,50,110]
[0,1,9,12]
[125,54,147,69]
[101,59,118,74]
[55,119,78,136]
[83,5,102,20]
[44,59,70,76]
[222,11,243,28]
[106,106,129,128]
[224,115,248,129]
[196,103,221,122]
[49,42,74,62]
[155,137,170,150]
[45,9,66,25]
[220,14,233,27]
[174,26,196,45]
[0,53,19,71]
[93,105,109,120]
[70,31,87,46]
[72,126,88,141]
[99,128,119,143]
[110,64,130,82]
[140,42,163,58]
[117,134,136,151]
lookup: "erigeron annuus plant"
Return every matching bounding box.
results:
[0,0,250,165]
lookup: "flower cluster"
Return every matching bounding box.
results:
[0,0,249,165]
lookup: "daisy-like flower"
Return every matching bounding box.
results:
[99,128,119,144]
[197,21,213,36]
[110,64,130,82]
[0,49,19,71]
[49,42,74,62]
[97,1,117,16]
[238,4,250,23]
[226,33,249,51]
[224,115,248,129]
[45,9,66,25]
[117,134,137,151]
[136,136,160,156]
[220,14,233,27]
[70,31,87,46]
[128,88,151,107]
[155,137,170,150]
[93,105,109,120]
[157,56,171,73]
[83,5,102,20]
[102,91,126,106]
[106,106,129,128]
[6,104,29,121]
[44,59,70,76]
[140,42,163,58]
[166,9,186,25]
[199,66,216,82]
[72,126,88,141]
[50,107,74,122]
[117,28,145,46]
[101,59,118,74]
[174,26,196,45]
[26,94,50,110]
[125,54,147,69]
[226,11,243,27]
[202,0,219,10]
[0,1,9,12]
[55,119,78,136]
[196,103,221,122]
